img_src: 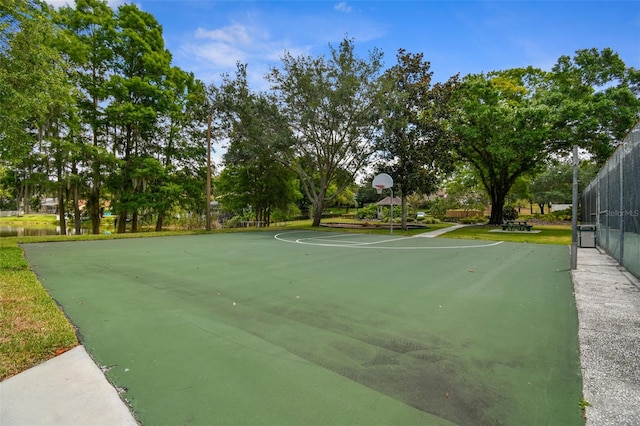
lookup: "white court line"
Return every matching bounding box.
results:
[293,232,418,247]
[274,231,504,250]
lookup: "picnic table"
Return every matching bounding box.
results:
[501,220,533,231]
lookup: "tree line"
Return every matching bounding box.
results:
[2,0,639,232]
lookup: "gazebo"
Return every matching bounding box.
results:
[376,196,402,206]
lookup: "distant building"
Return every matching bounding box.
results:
[551,203,572,212]
[40,198,58,214]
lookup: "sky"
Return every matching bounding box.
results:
[45,0,640,91]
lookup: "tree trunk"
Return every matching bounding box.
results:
[311,202,324,226]
[488,189,507,224]
[401,196,408,230]
[89,164,102,234]
[538,203,545,215]
[155,211,164,232]
[117,211,127,233]
[311,187,327,227]
[89,187,101,234]
[73,183,82,235]
[58,186,66,235]
[72,163,82,235]
[132,211,138,233]
[23,184,31,214]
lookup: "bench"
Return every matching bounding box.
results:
[501,221,533,231]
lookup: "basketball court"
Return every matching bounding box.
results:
[23,231,583,425]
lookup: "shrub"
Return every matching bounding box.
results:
[355,204,379,220]
[224,216,244,228]
[460,215,486,224]
[272,205,301,223]
[502,206,519,221]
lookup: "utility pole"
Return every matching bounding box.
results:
[206,107,212,231]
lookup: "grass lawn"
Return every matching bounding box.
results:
[0,237,78,380]
[442,224,573,245]
[0,214,58,226]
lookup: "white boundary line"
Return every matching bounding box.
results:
[273,231,504,250]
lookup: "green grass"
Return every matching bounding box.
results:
[0,237,78,380]
[0,214,58,226]
[440,224,572,245]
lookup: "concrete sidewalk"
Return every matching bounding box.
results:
[0,346,137,425]
[573,247,640,425]
[417,223,468,237]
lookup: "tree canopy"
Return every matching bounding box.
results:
[216,64,301,225]
[376,49,459,229]
[266,38,384,226]
[1,2,638,231]
[1,0,208,233]
[450,49,639,224]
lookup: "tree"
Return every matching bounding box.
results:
[56,0,117,234]
[529,162,573,214]
[405,191,427,215]
[507,176,533,214]
[2,1,208,233]
[548,48,640,164]
[106,4,173,233]
[444,165,489,215]
[0,0,75,217]
[376,49,459,229]
[267,38,384,226]
[355,180,380,208]
[153,67,208,231]
[530,159,600,214]
[451,49,639,224]
[450,68,554,223]
[217,64,300,225]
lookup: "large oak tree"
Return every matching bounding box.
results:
[267,38,384,226]
[451,49,640,224]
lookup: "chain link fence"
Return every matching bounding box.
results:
[582,120,640,279]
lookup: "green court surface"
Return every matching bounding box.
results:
[23,231,583,425]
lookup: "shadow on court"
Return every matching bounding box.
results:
[23,231,583,425]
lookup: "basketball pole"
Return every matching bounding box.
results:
[372,173,394,235]
[390,188,393,235]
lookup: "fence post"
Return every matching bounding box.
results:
[571,145,578,270]
[619,147,625,264]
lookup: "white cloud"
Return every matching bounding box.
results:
[185,41,248,69]
[43,0,125,8]
[178,21,314,89]
[195,24,253,46]
[334,2,352,14]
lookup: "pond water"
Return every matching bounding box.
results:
[0,226,88,238]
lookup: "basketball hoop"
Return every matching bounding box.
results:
[372,173,395,235]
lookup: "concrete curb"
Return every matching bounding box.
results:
[0,346,137,426]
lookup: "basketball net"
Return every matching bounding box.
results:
[375,184,384,195]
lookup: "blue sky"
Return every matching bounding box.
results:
[47,0,640,90]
